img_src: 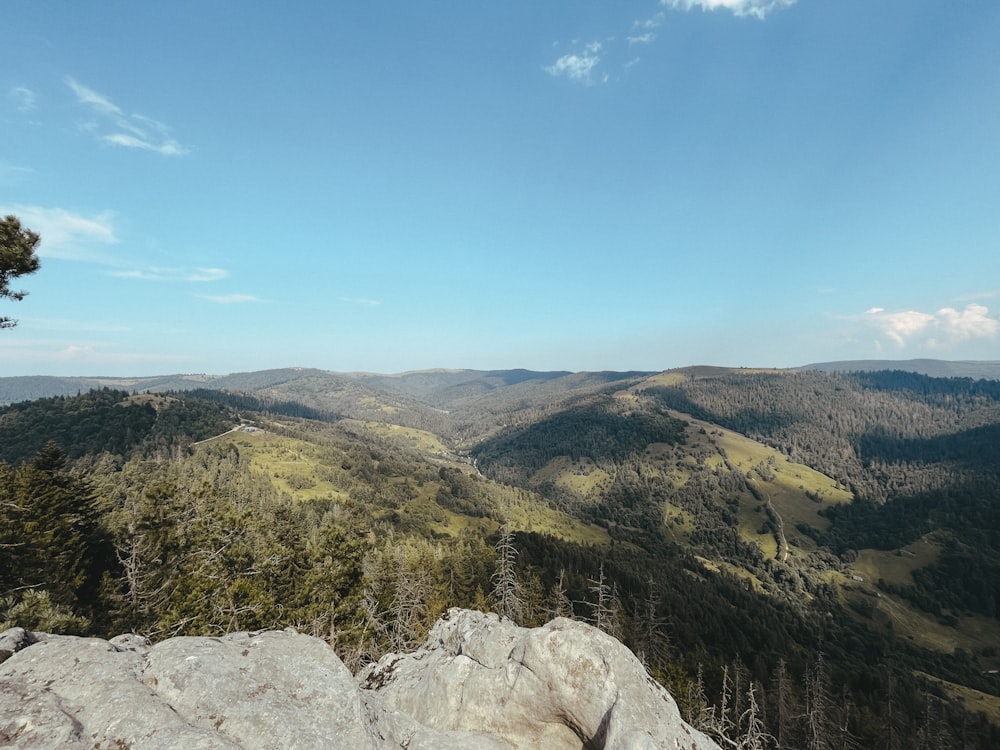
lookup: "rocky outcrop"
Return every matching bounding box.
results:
[0,610,720,749]
[360,609,720,749]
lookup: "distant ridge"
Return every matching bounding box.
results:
[800,358,1000,380]
[4,360,1000,406]
[0,368,648,411]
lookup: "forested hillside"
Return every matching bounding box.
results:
[2,368,999,748]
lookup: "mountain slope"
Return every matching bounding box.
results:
[3,366,1000,747]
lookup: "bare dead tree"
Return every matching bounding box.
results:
[490,522,525,623]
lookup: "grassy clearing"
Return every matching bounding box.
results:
[737,501,779,558]
[203,423,609,547]
[533,456,612,498]
[639,372,690,387]
[708,425,851,534]
[341,419,452,456]
[853,536,942,588]
[358,396,399,414]
[219,429,352,502]
[670,413,849,559]
[662,501,695,543]
[842,582,1000,656]
[695,556,765,593]
[120,393,178,411]
[915,673,1000,726]
[506,501,610,545]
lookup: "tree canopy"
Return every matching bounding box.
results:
[0,215,41,329]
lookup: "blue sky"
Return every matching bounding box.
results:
[2,0,999,376]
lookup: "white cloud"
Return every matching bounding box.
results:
[110,267,229,283]
[198,293,263,304]
[66,77,189,156]
[0,204,118,261]
[9,86,38,113]
[103,132,188,157]
[956,288,1000,302]
[629,11,665,44]
[863,304,999,350]
[628,33,657,46]
[66,78,121,115]
[935,305,1000,343]
[339,297,381,307]
[636,12,666,30]
[545,42,608,85]
[0,341,185,369]
[661,0,796,20]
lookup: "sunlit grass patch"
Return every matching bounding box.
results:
[211,429,351,502]
[342,419,452,455]
[915,672,1000,726]
[854,536,942,588]
[695,556,765,593]
[533,456,612,498]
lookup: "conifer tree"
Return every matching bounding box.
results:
[770,658,799,750]
[0,214,41,329]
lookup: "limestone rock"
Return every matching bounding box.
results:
[360,608,720,750]
[0,626,35,664]
[1,612,720,750]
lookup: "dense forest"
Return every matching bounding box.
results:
[2,368,999,748]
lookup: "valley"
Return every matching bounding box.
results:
[2,363,1000,747]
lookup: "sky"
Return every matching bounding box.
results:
[2,0,999,376]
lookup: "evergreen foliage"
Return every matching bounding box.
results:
[0,214,41,329]
[3,369,1000,748]
[0,389,234,465]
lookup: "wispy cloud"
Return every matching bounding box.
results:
[628,33,657,46]
[9,86,38,113]
[197,293,264,304]
[66,77,189,156]
[1,203,233,290]
[339,297,381,307]
[863,303,999,350]
[18,317,131,333]
[0,203,118,262]
[955,289,1000,302]
[110,267,229,282]
[0,337,184,368]
[66,79,120,115]
[661,0,796,19]
[548,0,792,86]
[629,11,665,45]
[545,42,608,85]
[0,163,35,181]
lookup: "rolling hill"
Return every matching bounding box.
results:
[2,363,1000,747]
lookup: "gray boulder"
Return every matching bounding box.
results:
[360,608,720,750]
[0,611,720,749]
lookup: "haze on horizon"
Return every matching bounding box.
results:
[2,0,999,377]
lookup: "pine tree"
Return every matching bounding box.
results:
[0,214,41,329]
[771,658,799,750]
[0,443,113,628]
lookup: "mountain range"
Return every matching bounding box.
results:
[3,358,999,408]
[2,360,1000,747]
